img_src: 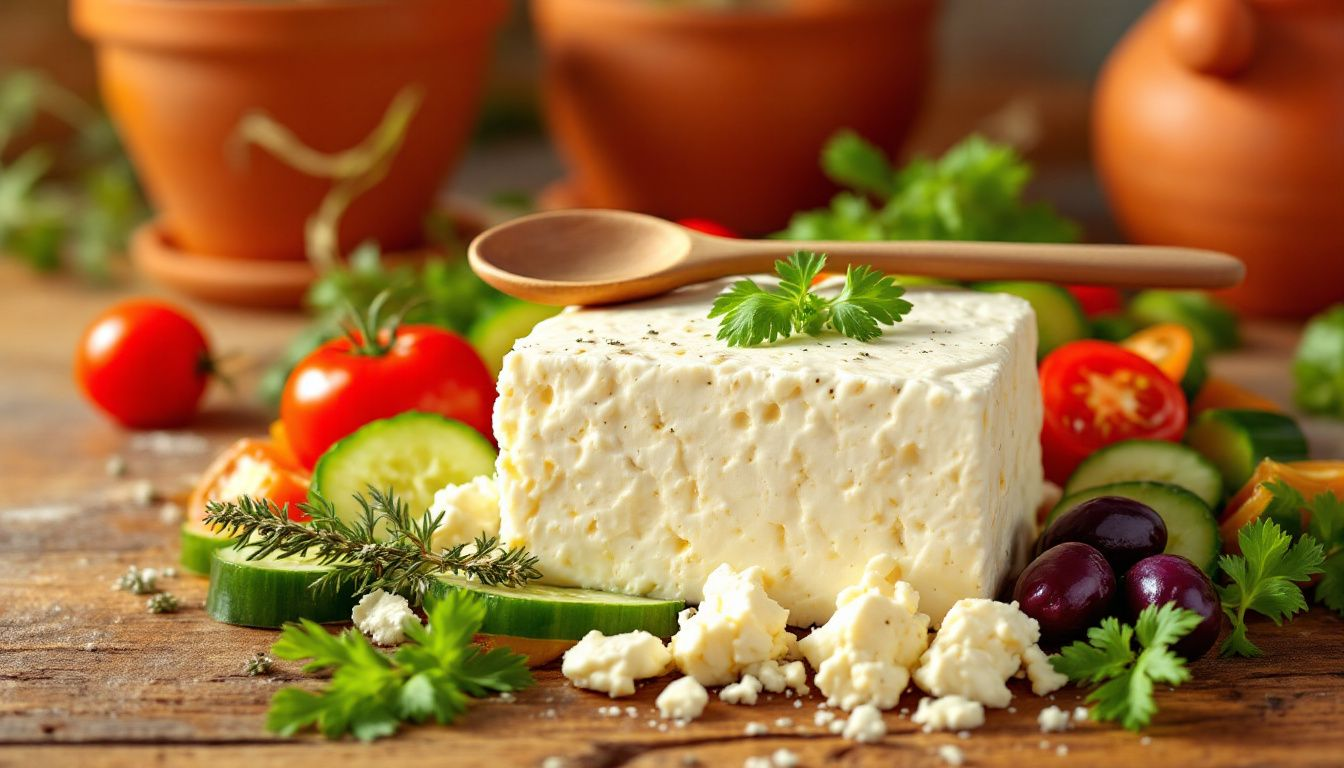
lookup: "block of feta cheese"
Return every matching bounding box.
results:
[494,280,1042,626]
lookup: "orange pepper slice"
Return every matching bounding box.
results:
[1193,376,1282,416]
[1220,459,1344,551]
[189,437,311,527]
[1122,323,1195,383]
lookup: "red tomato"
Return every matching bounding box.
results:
[1065,285,1124,317]
[280,325,495,469]
[1039,341,1188,484]
[75,299,212,429]
[190,438,311,523]
[677,218,738,238]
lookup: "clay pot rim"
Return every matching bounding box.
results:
[72,0,509,51]
[531,0,936,30]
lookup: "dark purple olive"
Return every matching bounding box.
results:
[1124,554,1221,660]
[1014,542,1117,642]
[1040,496,1167,573]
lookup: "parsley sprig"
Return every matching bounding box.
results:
[1052,602,1202,731]
[708,251,912,347]
[1256,480,1344,617]
[267,590,532,741]
[1218,517,1326,657]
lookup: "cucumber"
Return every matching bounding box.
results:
[311,412,497,535]
[972,281,1088,358]
[206,546,357,628]
[1047,481,1220,574]
[1091,313,1141,342]
[426,576,684,641]
[1064,440,1223,508]
[1185,409,1309,494]
[1130,290,1239,352]
[468,300,562,377]
[180,520,233,576]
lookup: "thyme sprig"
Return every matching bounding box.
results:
[203,487,541,602]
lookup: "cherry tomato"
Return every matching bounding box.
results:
[280,324,496,469]
[677,218,738,238]
[75,299,212,429]
[190,438,311,523]
[1065,285,1124,317]
[1039,341,1188,484]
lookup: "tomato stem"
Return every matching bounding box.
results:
[342,290,402,356]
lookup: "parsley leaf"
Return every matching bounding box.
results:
[708,251,912,347]
[1051,603,1201,731]
[1217,518,1325,657]
[265,590,532,741]
[1258,480,1344,617]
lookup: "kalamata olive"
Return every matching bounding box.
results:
[1124,554,1221,660]
[1040,496,1167,573]
[1014,542,1117,642]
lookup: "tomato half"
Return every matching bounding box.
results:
[676,218,738,238]
[1065,285,1124,317]
[1040,340,1189,484]
[189,438,311,524]
[280,324,496,469]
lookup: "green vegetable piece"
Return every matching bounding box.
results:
[971,281,1088,358]
[1129,290,1239,352]
[1090,313,1142,343]
[1185,409,1309,494]
[1293,304,1344,418]
[1216,518,1325,657]
[468,299,562,377]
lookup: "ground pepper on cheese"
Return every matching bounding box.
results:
[668,564,798,686]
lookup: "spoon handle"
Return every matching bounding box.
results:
[697,239,1244,289]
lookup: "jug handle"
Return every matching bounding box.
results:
[1165,0,1258,77]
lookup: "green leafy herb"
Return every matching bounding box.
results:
[1217,517,1325,657]
[203,487,541,601]
[114,565,160,595]
[266,590,532,741]
[779,132,1078,244]
[1052,602,1202,731]
[244,652,274,677]
[1293,304,1344,418]
[1254,480,1344,617]
[146,592,181,614]
[708,251,912,346]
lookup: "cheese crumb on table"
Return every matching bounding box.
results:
[912,695,986,733]
[657,677,709,721]
[427,475,501,551]
[561,630,672,697]
[721,674,765,705]
[744,722,768,736]
[351,589,418,646]
[799,555,930,710]
[744,658,810,696]
[771,749,801,768]
[841,704,887,743]
[913,598,1063,708]
[669,564,797,686]
[937,744,966,767]
[1073,706,1090,722]
[1038,705,1071,733]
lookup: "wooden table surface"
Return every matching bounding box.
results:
[2,261,1343,768]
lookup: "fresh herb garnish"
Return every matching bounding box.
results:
[244,652,275,677]
[203,487,541,602]
[114,565,159,595]
[146,592,181,614]
[266,590,533,741]
[708,251,912,347]
[1052,602,1202,731]
[1217,517,1325,657]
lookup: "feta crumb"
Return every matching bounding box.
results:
[814,710,836,727]
[105,455,127,477]
[351,589,418,646]
[937,745,966,767]
[721,674,765,705]
[543,708,557,718]
[1038,740,1050,750]
[774,717,793,728]
[912,695,985,733]
[670,565,797,686]
[1023,645,1068,696]
[626,705,638,718]
[428,476,502,551]
[957,730,970,740]
[158,502,182,524]
[793,699,803,709]
[1140,736,1153,746]
[657,677,709,722]
[1056,745,1069,757]
[744,722,769,737]
[841,704,886,743]
[130,480,155,506]
[682,757,700,766]
[828,719,846,734]
[82,642,97,652]
[914,599,1064,708]
[744,659,810,696]
[744,758,771,768]
[498,692,516,703]
[1037,705,1070,734]
[771,749,801,768]
[541,757,566,768]
[1073,706,1090,722]
[562,630,672,697]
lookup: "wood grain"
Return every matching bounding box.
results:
[2,262,1343,767]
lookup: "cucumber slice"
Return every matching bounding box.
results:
[180,520,233,576]
[1091,313,1141,342]
[468,300,562,377]
[972,281,1088,358]
[1186,409,1310,494]
[1130,290,1239,352]
[310,412,497,534]
[1064,439,1223,508]
[206,546,357,628]
[426,576,684,641]
[1047,481,1220,574]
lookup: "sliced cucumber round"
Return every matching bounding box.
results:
[1064,440,1223,508]
[1047,481,1220,574]
[972,281,1088,359]
[426,576,684,641]
[180,520,235,576]
[206,546,357,628]
[469,300,562,377]
[310,412,497,535]
[1185,409,1309,494]
[1129,290,1239,352]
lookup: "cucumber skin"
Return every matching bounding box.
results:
[425,579,683,641]
[1047,481,1220,574]
[469,300,562,377]
[1063,439,1223,508]
[1186,409,1309,493]
[206,549,357,629]
[180,523,233,576]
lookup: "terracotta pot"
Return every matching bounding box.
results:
[1094,0,1344,318]
[72,0,507,261]
[531,0,939,236]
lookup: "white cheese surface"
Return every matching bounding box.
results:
[351,589,418,646]
[495,280,1042,626]
[560,629,672,697]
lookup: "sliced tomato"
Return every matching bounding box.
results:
[189,437,311,525]
[1065,285,1124,317]
[1040,340,1189,484]
[676,218,738,238]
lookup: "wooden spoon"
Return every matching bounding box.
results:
[468,209,1245,306]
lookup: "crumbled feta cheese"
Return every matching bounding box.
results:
[562,630,672,697]
[841,704,887,743]
[105,455,127,478]
[828,718,846,734]
[793,699,802,709]
[1038,705,1070,733]
[937,745,965,767]
[771,749,801,768]
[669,565,797,686]
[912,695,986,733]
[1073,706,1090,722]
[130,480,155,506]
[657,677,709,721]
[541,757,566,768]
[774,717,793,728]
[626,705,638,718]
[428,475,501,551]
[1140,736,1153,746]
[798,555,930,710]
[814,710,836,727]
[913,598,1062,708]
[721,674,764,705]
[744,722,768,736]
[1056,745,1069,757]
[1022,644,1068,696]
[744,658,810,696]
[351,589,418,646]
[744,758,771,768]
